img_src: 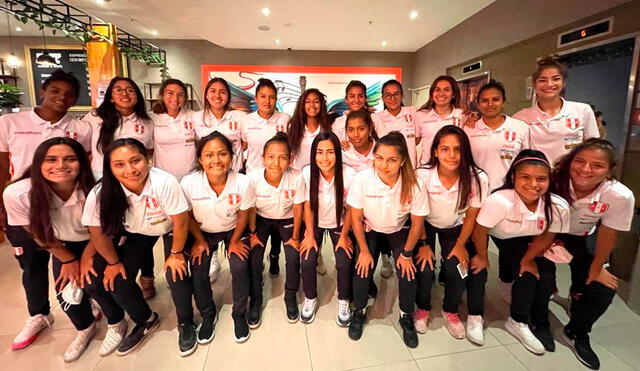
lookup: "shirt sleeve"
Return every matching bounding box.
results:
[476,193,509,229]
[346,173,364,209]
[601,191,635,232]
[3,186,30,226]
[582,105,600,139]
[410,179,430,216]
[548,197,570,234]
[158,173,190,215]
[81,188,101,227]
[144,122,155,149]
[470,171,491,209]
[239,178,256,211]
[293,172,306,204]
[78,121,92,152]
[302,167,311,201]
[0,115,10,152]
[179,176,193,207]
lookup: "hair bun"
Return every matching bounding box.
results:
[537,54,562,67]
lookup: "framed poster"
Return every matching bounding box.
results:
[24,45,92,111]
[201,65,402,116]
[457,71,491,112]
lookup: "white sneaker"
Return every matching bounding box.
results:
[336,299,352,327]
[316,254,327,276]
[443,312,466,339]
[99,320,128,356]
[380,254,393,279]
[64,323,97,363]
[413,309,430,334]
[11,313,54,350]
[466,315,484,345]
[505,317,545,355]
[300,297,318,324]
[209,252,221,283]
[500,281,513,304]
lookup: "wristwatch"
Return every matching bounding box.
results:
[401,249,414,258]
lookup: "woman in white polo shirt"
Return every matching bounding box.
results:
[372,80,418,168]
[288,88,332,171]
[464,80,531,191]
[300,132,357,325]
[474,149,570,355]
[247,133,306,323]
[514,55,599,165]
[180,132,256,343]
[331,80,370,142]
[150,78,197,181]
[3,137,125,360]
[341,110,377,172]
[240,78,291,278]
[347,132,429,348]
[416,125,490,344]
[81,138,191,356]
[551,139,634,370]
[414,75,465,166]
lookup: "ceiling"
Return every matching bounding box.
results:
[0,0,494,52]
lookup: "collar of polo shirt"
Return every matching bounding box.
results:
[373,169,402,193]
[31,109,72,128]
[50,183,85,208]
[569,179,605,203]
[512,190,545,220]
[534,97,567,119]
[122,112,139,123]
[205,109,232,126]
[431,169,459,193]
[120,174,152,201]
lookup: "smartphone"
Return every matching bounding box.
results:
[457,263,468,279]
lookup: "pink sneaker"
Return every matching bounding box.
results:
[443,312,465,339]
[413,309,430,334]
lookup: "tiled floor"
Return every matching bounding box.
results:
[1,238,639,371]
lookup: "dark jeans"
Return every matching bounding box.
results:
[140,245,155,277]
[352,226,418,314]
[425,223,487,315]
[164,233,216,325]
[300,226,354,300]
[492,235,555,327]
[557,233,616,336]
[7,226,51,316]
[221,231,264,315]
[256,215,299,301]
[268,229,282,258]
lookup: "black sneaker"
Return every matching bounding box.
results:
[367,281,378,307]
[563,326,600,370]
[348,310,366,340]
[197,313,217,344]
[285,298,299,323]
[399,313,419,348]
[269,255,280,277]
[178,322,197,357]
[533,326,555,352]
[247,302,262,329]
[232,313,250,343]
[116,312,160,356]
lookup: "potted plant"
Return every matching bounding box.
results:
[0,83,23,114]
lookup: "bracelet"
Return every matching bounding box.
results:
[401,249,414,258]
[400,254,413,260]
[107,260,120,266]
[60,256,77,264]
[418,239,428,247]
[170,250,184,255]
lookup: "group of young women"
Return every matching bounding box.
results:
[0,55,633,370]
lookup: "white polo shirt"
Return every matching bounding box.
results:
[464,115,531,191]
[417,166,490,229]
[568,179,635,236]
[513,99,599,165]
[331,114,348,142]
[83,111,154,179]
[191,109,247,172]
[180,170,255,233]
[415,107,465,165]
[82,167,189,236]
[240,111,291,172]
[3,178,89,242]
[342,141,375,173]
[292,125,322,171]
[0,110,92,180]
[372,106,418,168]
[347,168,430,234]
[150,109,197,181]
[476,189,570,240]
[302,165,357,229]
[247,167,306,220]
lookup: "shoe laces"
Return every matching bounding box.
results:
[444,312,461,325]
[303,298,316,312]
[338,300,350,314]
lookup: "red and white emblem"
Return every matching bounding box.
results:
[229,121,238,130]
[504,131,516,142]
[452,117,461,126]
[135,124,145,135]
[184,121,193,131]
[566,118,580,129]
[65,130,78,140]
[537,218,546,230]
[276,124,285,133]
[145,197,159,210]
[284,189,295,199]
[588,201,609,214]
[13,247,23,256]
[404,114,413,123]
[228,193,241,206]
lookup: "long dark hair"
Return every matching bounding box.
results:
[420,75,461,111]
[21,137,95,246]
[345,80,372,111]
[381,79,404,110]
[195,131,234,172]
[345,110,379,141]
[288,88,331,156]
[552,138,617,205]
[374,132,418,205]
[202,77,232,122]
[309,132,344,229]
[424,125,483,211]
[494,149,555,232]
[95,77,149,155]
[98,138,150,237]
[152,78,187,114]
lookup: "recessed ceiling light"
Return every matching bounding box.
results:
[275,38,281,45]
[150,30,158,36]
[96,0,105,4]
[262,7,270,16]
[257,25,271,31]
[381,40,387,47]
[410,10,418,20]
[15,26,23,32]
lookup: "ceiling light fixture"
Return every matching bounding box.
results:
[96,0,105,5]
[262,7,270,16]
[150,30,158,36]
[257,25,271,31]
[410,10,418,20]
[381,40,387,47]
[275,38,280,45]
[15,26,23,32]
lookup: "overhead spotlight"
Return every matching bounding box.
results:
[262,7,270,16]
[15,26,23,32]
[275,38,281,45]
[150,30,158,36]
[96,0,105,4]
[381,40,387,47]
[410,10,418,20]
[7,52,20,69]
